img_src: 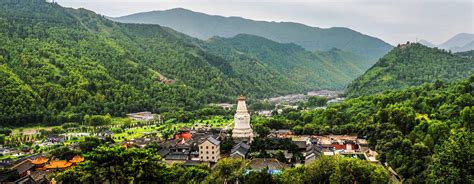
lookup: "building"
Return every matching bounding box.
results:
[175,127,193,140]
[216,103,233,110]
[230,142,250,159]
[126,111,155,121]
[199,137,220,162]
[232,96,254,143]
[249,158,289,174]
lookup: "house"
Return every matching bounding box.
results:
[230,142,250,159]
[199,137,220,162]
[157,148,171,158]
[256,110,272,117]
[292,136,310,151]
[305,144,323,163]
[175,127,192,140]
[0,158,13,168]
[11,159,34,176]
[126,111,155,121]
[164,153,189,164]
[184,160,210,167]
[216,103,233,110]
[46,135,65,143]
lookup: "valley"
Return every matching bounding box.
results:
[0,0,472,184]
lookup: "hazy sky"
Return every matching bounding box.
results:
[55,0,474,45]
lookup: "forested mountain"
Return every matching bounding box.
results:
[201,34,370,89]
[346,43,474,97]
[0,0,358,126]
[112,8,393,60]
[278,76,474,183]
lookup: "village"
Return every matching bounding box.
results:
[0,95,393,183]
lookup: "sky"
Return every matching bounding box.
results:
[55,0,474,45]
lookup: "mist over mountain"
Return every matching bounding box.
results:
[419,33,474,52]
[112,8,393,60]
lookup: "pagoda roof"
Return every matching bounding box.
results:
[30,156,49,165]
[69,155,85,163]
[45,160,72,169]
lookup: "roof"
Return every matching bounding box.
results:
[249,158,289,170]
[202,137,220,146]
[231,142,250,157]
[13,175,36,184]
[165,154,188,160]
[232,142,250,151]
[158,148,171,157]
[45,160,72,169]
[69,155,85,163]
[11,159,34,175]
[184,160,207,166]
[31,156,49,165]
[293,141,307,149]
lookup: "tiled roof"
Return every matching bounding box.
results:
[165,154,188,160]
[11,159,34,175]
[206,137,220,145]
[45,160,72,169]
[31,156,49,165]
[231,142,250,157]
[69,155,85,163]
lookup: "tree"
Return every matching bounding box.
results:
[203,158,247,184]
[55,146,172,183]
[428,131,474,183]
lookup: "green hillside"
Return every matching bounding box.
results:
[276,76,474,182]
[113,8,393,60]
[346,43,474,98]
[0,0,359,126]
[201,34,369,90]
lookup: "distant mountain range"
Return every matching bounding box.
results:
[346,43,474,97]
[112,8,393,60]
[418,33,474,52]
[0,0,373,125]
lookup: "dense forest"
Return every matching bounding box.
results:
[258,76,473,183]
[0,0,362,126]
[203,34,366,89]
[113,8,393,60]
[346,43,474,97]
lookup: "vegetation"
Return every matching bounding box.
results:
[263,76,473,182]
[113,8,393,60]
[346,43,474,97]
[54,145,389,184]
[0,0,365,127]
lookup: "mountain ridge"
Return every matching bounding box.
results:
[418,33,474,52]
[112,8,393,60]
[346,42,474,97]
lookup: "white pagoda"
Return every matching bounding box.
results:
[232,96,254,143]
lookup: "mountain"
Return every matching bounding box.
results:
[112,8,393,60]
[200,34,370,89]
[439,33,474,52]
[418,39,435,47]
[0,0,358,126]
[419,33,474,52]
[345,43,474,97]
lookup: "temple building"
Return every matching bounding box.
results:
[232,96,254,143]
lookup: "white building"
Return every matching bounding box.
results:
[232,96,254,143]
[199,137,220,162]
